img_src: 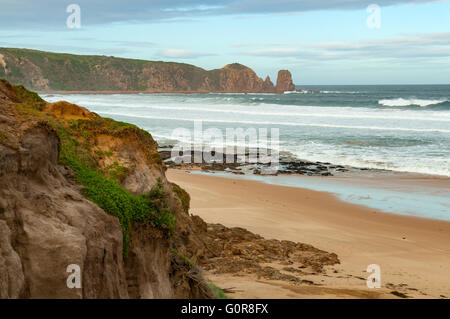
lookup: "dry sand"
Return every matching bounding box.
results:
[167,169,450,299]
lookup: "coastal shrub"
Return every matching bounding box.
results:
[57,123,175,256]
[141,178,176,236]
[13,84,46,110]
[171,182,190,214]
[106,161,129,184]
[13,84,45,103]
[207,283,230,299]
[170,248,195,270]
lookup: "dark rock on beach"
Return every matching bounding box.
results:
[158,145,362,177]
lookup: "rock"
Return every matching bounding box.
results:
[216,63,275,93]
[275,70,296,93]
[193,222,340,282]
[262,76,276,93]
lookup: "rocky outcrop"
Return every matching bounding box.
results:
[213,63,267,93]
[275,70,296,93]
[262,76,276,93]
[191,219,339,284]
[0,48,295,93]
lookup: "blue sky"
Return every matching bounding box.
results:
[1,0,449,84]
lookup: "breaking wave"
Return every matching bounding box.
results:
[378,98,449,107]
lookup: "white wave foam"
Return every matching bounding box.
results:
[321,90,360,94]
[288,90,360,94]
[50,99,450,123]
[98,111,450,134]
[283,91,304,94]
[378,98,447,107]
[288,149,450,177]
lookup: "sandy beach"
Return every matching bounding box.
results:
[167,169,450,299]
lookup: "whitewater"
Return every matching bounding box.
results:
[43,85,450,177]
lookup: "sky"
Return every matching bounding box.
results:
[0,0,449,84]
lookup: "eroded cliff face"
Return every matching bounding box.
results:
[0,80,213,298]
[0,48,296,93]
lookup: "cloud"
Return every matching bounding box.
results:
[238,32,450,61]
[106,40,156,48]
[0,42,130,55]
[157,49,216,59]
[0,0,446,28]
[242,48,303,57]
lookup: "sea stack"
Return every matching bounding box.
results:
[275,70,296,93]
[262,75,276,93]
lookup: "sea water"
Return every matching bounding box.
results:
[42,85,450,220]
[43,85,450,177]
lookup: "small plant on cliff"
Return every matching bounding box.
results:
[0,131,9,144]
[171,182,190,214]
[106,161,129,184]
[170,248,195,270]
[141,178,176,236]
[208,283,230,299]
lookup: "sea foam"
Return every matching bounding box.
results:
[378,98,448,107]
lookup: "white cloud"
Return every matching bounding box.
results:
[0,0,444,27]
[157,49,216,59]
[237,32,450,61]
[243,48,302,57]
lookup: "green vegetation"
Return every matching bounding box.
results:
[1,78,46,110]
[105,161,128,184]
[171,248,195,270]
[171,183,191,214]
[171,248,229,299]
[0,48,212,91]
[143,178,176,236]
[67,118,160,165]
[58,122,175,256]
[13,84,45,105]
[68,117,136,133]
[0,131,9,144]
[208,283,230,299]
[7,83,175,257]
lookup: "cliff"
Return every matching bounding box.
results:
[0,48,295,93]
[0,79,215,298]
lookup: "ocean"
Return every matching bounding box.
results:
[42,85,450,177]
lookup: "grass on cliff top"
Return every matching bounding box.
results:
[1,78,46,108]
[0,48,211,91]
[67,118,163,167]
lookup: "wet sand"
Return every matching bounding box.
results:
[167,169,450,299]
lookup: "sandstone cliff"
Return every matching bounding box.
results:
[0,48,295,93]
[0,79,214,298]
